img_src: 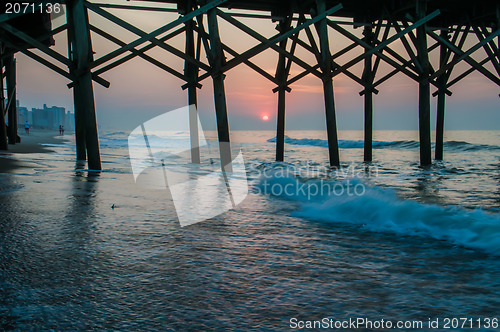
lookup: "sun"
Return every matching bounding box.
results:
[261,114,270,121]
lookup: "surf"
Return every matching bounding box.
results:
[257,165,500,256]
[268,135,500,151]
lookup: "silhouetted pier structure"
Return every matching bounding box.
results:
[1,0,500,170]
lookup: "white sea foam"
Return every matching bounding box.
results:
[267,135,500,151]
[258,168,500,255]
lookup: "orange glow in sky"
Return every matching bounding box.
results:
[262,114,270,121]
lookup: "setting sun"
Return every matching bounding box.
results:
[262,115,269,121]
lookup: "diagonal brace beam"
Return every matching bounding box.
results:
[89,24,187,82]
[0,22,71,66]
[438,57,491,93]
[427,28,500,86]
[212,4,344,79]
[326,10,440,82]
[86,0,228,69]
[93,26,186,77]
[85,2,210,72]
[193,24,278,85]
[215,10,323,79]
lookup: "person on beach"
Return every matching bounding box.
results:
[24,121,30,134]
[59,125,64,135]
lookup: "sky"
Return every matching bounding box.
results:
[13,2,500,132]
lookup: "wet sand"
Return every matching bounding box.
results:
[0,130,69,173]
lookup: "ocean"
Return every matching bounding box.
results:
[1,129,499,330]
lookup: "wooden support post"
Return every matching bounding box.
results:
[497,4,500,47]
[316,0,340,167]
[435,30,447,161]
[435,89,445,161]
[275,87,286,162]
[185,5,201,164]
[0,51,8,151]
[416,0,432,166]
[275,19,290,162]
[67,0,101,170]
[362,26,374,162]
[5,55,17,145]
[497,4,500,67]
[67,0,86,162]
[207,8,232,172]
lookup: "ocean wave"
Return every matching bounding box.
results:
[267,136,500,151]
[443,140,500,152]
[101,131,131,138]
[40,143,69,148]
[258,169,500,256]
[99,138,129,148]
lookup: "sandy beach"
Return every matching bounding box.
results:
[0,129,69,173]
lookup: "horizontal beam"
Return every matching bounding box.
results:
[90,3,178,12]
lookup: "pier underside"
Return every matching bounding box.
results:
[1,0,499,169]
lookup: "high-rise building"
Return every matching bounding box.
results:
[65,111,75,131]
[17,105,29,125]
[16,101,71,130]
[31,104,66,129]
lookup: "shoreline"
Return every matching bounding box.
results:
[0,129,69,173]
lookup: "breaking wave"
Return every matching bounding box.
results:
[258,166,500,256]
[267,136,500,151]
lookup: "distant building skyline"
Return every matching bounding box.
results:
[15,101,74,131]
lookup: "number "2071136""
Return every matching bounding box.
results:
[5,2,61,14]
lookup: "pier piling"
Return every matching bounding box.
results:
[275,18,291,163]
[316,0,340,168]
[362,26,375,162]
[67,0,101,170]
[66,0,86,161]
[275,77,286,162]
[0,49,8,151]
[435,30,448,161]
[207,8,232,172]
[5,55,17,145]
[416,0,432,166]
[185,3,201,164]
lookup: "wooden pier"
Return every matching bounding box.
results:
[1,0,500,170]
